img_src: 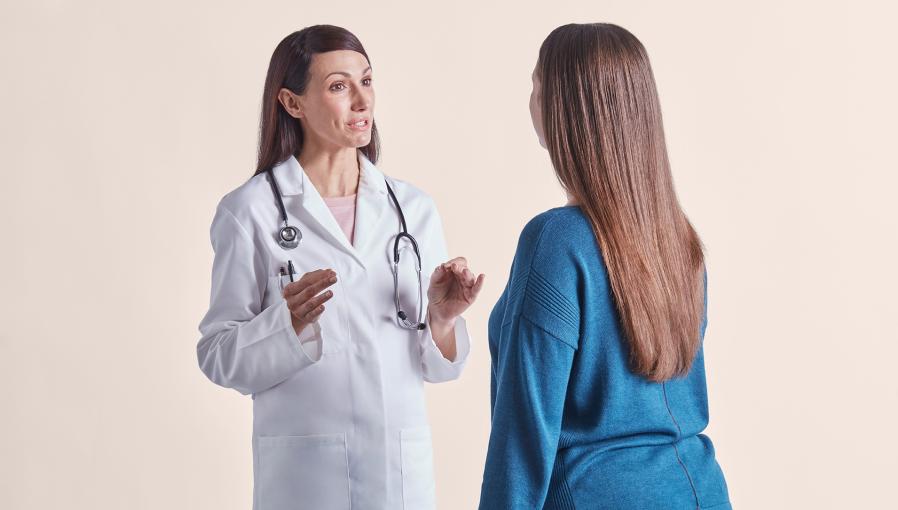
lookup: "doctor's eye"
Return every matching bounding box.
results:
[362,77,372,86]
[329,82,346,92]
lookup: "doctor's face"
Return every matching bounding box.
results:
[529,66,546,149]
[289,50,375,150]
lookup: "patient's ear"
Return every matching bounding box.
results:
[529,67,546,149]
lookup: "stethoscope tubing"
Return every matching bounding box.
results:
[266,167,425,330]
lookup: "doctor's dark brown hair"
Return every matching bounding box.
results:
[254,25,380,175]
[537,23,706,382]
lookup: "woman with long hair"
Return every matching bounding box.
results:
[197,25,484,509]
[479,23,730,509]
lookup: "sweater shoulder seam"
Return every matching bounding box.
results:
[522,213,580,333]
[517,313,578,351]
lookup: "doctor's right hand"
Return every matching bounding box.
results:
[283,269,338,337]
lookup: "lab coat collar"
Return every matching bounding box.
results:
[270,151,389,267]
[270,155,303,196]
[269,151,387,197]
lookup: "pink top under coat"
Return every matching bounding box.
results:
[322,193,357,245]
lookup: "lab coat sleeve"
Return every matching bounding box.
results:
[421,315,471,383]
[197,204,320,396]
[418,198,472,383]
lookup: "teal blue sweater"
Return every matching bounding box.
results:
[479,207,730,510]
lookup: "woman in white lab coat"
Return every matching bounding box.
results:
[197,25,484,510]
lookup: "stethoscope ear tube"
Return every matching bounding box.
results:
[266,168,290,226]
[393,262,426,330]
[387,182,425,330]
[393,232,421,268]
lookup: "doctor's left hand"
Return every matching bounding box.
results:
[427,257,485,324]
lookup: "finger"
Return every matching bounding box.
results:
[283,273,316,297]
[284,269,336,297]
[305,303,326,320]
[292,289,334,317]
[445,256,468,270]
[297,303,326,325]
[298,273,338,302]
[303,291,333,315]
[471,273,486,296]
[287,282,334,310]
[462,267,476,286]
[450,264,472,286]
[431,263,450,283]
[302,269,336,288]
[294,268,331,286]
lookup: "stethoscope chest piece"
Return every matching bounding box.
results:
[278,225,301,249]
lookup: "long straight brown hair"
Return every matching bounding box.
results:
[254,25,380,176]
[538,23,706,382]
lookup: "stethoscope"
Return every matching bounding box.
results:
[266,168,426,330]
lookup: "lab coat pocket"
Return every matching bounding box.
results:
[257,433,350,510]
[265,275,348,357]
[400,426,436,510]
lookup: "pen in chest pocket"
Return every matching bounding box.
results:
[277,261,296,292]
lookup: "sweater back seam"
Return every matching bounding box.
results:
[662,382,701,509]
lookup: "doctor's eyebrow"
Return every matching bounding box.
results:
[324,67,373,80]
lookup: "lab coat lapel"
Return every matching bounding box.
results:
[352,153,388,256]
[272,156,362,267]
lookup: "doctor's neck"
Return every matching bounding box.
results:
[298,143,361,198]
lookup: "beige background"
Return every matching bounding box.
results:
[2,0,897,508]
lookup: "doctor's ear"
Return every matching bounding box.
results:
[277,88,304,119]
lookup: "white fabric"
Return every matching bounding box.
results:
[197,152,471,510]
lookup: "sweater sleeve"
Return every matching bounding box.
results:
[479,310,576,509]
[479,210,584,509]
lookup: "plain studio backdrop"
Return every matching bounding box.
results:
[2,1,896,508]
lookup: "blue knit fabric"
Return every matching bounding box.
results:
[478,207,731,510]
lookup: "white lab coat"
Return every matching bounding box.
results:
[197,152,471,510]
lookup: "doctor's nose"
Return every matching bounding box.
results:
[351,90,372,112]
